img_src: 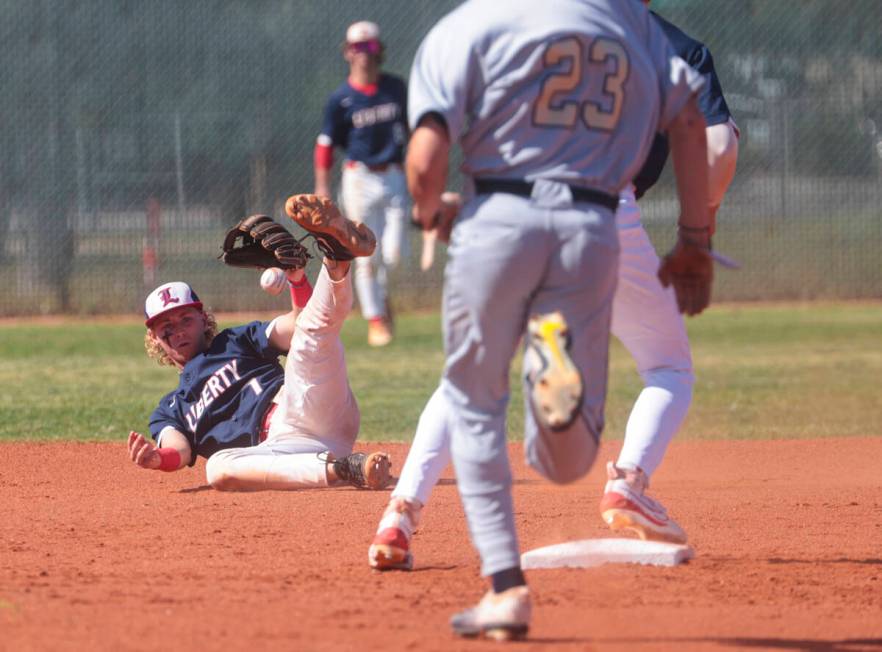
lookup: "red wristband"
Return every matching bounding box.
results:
[157,447,181,472]
[314,143,333,170]
[289,277,313,308]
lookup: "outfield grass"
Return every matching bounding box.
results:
[1,302,880,443]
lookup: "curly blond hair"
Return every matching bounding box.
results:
[145,310,218,369]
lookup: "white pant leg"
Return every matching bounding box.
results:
[342,164,388,319]
[610,202,694,477]
[268,265,360,453]
[205,446,329,491]
[204,268,361,491]
[380,168,410,268]
[391,385,452,506]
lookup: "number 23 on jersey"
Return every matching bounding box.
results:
[532,35,630,132]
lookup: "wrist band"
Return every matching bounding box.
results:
[157,447,181,472]
[288,277,313,308]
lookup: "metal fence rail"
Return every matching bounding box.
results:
[1,0,880,316]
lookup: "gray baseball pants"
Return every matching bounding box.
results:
[441,182,619,576]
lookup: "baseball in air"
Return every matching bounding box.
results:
[260,268,287,295]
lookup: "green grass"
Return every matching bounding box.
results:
[2,302,881,443]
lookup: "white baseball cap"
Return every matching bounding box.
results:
[346,20,380,44]
[144,282,203,327]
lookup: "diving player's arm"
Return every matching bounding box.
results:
[706,121,738,227]
[127,429,193,472]
[406,113,450,231]
[266,269,307,352]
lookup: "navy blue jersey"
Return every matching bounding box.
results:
[633,12,734,199]
[319,74,408,166]
[149,321,285,462]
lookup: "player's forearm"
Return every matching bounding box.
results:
[706,122,739,214]
[158,429,193,469]
[406,118,450,229]
[314,167,332,199]
[668,97,710,245]
[268,309,299,352]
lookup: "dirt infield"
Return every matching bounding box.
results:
[2,438,881,652]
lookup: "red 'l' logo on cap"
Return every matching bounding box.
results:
[159,287,181,308]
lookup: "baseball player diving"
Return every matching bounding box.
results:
[371,0,717,641]
[127,195,393,492]
[313,20,409,347]
[369,0,739,572]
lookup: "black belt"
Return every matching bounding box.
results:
[474,178,618,212]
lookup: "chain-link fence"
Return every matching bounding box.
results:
[1,0,880,316]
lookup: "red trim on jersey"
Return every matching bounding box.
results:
[157,447,181,472]
[259,403,277,442]
[314,142,333,170]
[347,77,378,96]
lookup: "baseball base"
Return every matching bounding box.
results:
[521,538,694,569]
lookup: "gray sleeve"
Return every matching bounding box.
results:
[407,18,477,141]
[645,18,704,132]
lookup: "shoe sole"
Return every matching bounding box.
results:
[601,507,688,545]
[368,544,413,571]
[527,312,583,431]
[363,452,393,490]
[285,194,376,259]
[453,624,529,641]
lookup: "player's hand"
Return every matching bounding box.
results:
[128,431,161,470]
[658,239,713,316]
[436,191,462,244]
[418,192,462,271]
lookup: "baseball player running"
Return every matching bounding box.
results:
[369,3,740,575]
[314,20,409,347]
[600,1,739,542]
[385,0,714,640]
[127,195,392,492]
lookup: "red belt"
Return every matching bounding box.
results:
[259,403,277,442]
[344,160,398,172]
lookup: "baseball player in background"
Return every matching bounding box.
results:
[368,2,740,576]
[383,0,715,640]
[314,20,409,347]
[127,196,392,492]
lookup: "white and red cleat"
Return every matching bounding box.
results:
[368,497,421,570]
[599,461,687,544]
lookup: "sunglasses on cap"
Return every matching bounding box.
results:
[349,40,381,55]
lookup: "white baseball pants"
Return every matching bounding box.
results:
[340,163,409,319]
[205,267,361,490]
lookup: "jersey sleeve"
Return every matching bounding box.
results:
[318,91,347,148]
[644,19,705,133]
[232,321,285,359]
[148,395,198,465]
[687,45,732,127]
[407,17,477,141]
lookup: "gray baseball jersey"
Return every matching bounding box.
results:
[408,0,703,196]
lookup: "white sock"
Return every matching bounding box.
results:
[392,386,452,506]
[616,370,693,477]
